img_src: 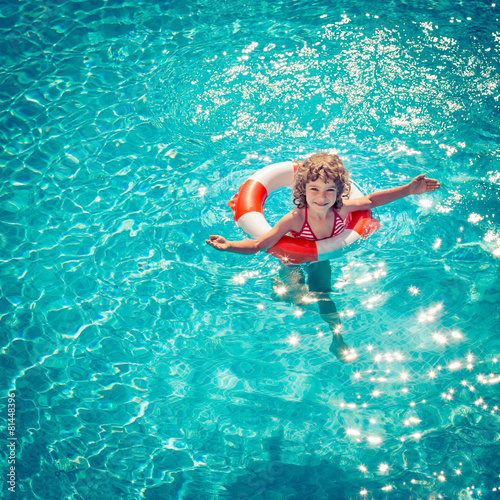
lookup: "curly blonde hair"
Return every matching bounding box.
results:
[292,153,351,209]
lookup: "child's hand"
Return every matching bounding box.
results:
[408,174,440,195]
[206,235,230,251]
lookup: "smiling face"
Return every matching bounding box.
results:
[292,154,350,210]
[305,178,338,213]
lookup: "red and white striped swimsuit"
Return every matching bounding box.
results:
[290,206,346,241]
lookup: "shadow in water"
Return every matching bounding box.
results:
[222,428,352,500]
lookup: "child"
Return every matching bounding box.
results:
[206,153,440,362]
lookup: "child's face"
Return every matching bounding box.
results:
[305,178,338,212]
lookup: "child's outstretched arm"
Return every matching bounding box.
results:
[343,174,440,213]
[206,209,301,255]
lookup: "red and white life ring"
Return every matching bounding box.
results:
[228,161,381,264]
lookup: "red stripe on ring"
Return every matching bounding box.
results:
[228,179,268,221]
[346,210,381,237]
[292,161,302,173]
[267,236,318,265]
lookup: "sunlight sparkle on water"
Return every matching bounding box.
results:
[301,295,318,304]
[379,463,389,473]
[483,229,499,243]
[418,303,443,323]
[355,274,372,285]
[233,274,246,285]
[404,417,421,426]
[341,309,355,317]
[233,270,260,285]
[433,332,447,345]
[362,294,383,309]
[468,213,484,224]
[344,349,358,362]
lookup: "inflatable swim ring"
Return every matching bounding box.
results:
[228,161,381,264]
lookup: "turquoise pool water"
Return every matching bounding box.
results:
[1,0,499,498]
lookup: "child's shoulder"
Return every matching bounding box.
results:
[337,204,351,220]
[276,206,305,230]
[284,206,305,231]
[289,206,305,219]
